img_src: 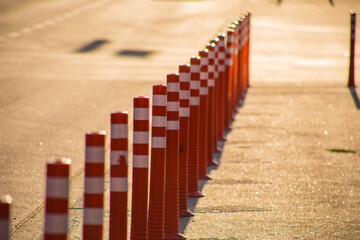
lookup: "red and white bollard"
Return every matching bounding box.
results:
[225,29,235,130]
[83,132,106,240]
[216,33,227,142]
[0,195,12,240]
[148,84,167,240]
[178,64,194,217]
[131,96,150,240]
[188,56,204,197]
[349,11,356,87]
[110,112,128,240]
[164,74,186,239]
[44,158,71,240]
[198,50,210,180]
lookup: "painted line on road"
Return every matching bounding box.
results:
[0,0,110,42]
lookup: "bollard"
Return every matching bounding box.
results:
[83,132,106,240]
[110,112,128,240]
[0,195,12,240]
[178,64,194,217]
[188,56,204,197]
[349,11,356,87]
[217,33,227,142]
[148,84,167,240]
[44,158,71,240]
[164,74,186,239]
[131,96,150,240]
[225,30,235,130]
[198,50,211,180]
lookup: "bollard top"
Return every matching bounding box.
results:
[179,64,190,73]
[153,84,167,95]
[111,111,128,124]
[86,131,106,146]
[0,195,12,205]
[199,50,209,58]
[134,96,149,108]
[190,56,201,65]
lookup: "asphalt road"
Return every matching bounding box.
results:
[0,0,359,239]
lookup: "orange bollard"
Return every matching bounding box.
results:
[131,96,150,240]
[216,34,227,141]
[188,56,204,197]
[246,13,251,89]
[44,158,71,240]
[349,11,356,87]
[0,195,12,240]
[148,84,167,240]
[110,112,128,240]
[178,64,194,217]
[198,50,211,180]
[164,74,186,240]
[225,29,235,130]
[83,132,106,240]
[237,18,245,106]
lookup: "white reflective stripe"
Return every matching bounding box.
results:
[46,178,69,199]
[167,101,179,111]
[215,72,219,78]
[190,80,200,90]
[200,87,208,95]
[180,90,190,100]
[153,95,167,106]
[209,52,215,58]
[179,107,190,117]
[111,124,128,139]
[133,131,149,144]
[226,48,231,54]
[110,150,128,165]
[134,108,149,120]
[226,59,234,66]
[167,120,179,130]
[190,97,200,106]
[86,146,104,163]
[219,52,225,60]
[201,58,208,65]
[167,82,179,92]
[208,80,215,87]
[152,116,166,127]
[200,72,208,80]
[84,208,103,225]
[110,177,128,192]
[219,65,225,72]
[133,155,148,168]
[179,72,190,82]
[151,136,166,148]
[208,65,215,73]
[45,214,67,234]
[85,177,104,194]
[190,65,200,72]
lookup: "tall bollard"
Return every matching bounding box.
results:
[44,158,71,240]
[178,64,194,217]
[225,30,235,130]
[349,11,356,87]
[188,57,204,197]
[217,34,227,141]
[198,50,210,180]
[83,132,106,240]
[148,84,167,240]
[0,195,12,240]
[110,112,128,240]
[131,96,150,240]
[164,74,186,240]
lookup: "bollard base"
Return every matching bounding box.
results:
[188,191,204,198]
[207,160,219,166]
[180,209,194,217]
[164,232,187,240]
[199,175,212,180]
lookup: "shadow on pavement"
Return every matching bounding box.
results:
[349,87,360,109]
[117,49,154,57]
[76,39,109,52]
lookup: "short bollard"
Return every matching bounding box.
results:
[164,74,186,239]
[178,64,194,217]
[131,96,150,240]
[44,158,71,240]
[225,29,235,130]
[0,195,12,240]
[188,57,204,197]
[110,112,128,240]
[148,84,167,240]
[83,132,106,240]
